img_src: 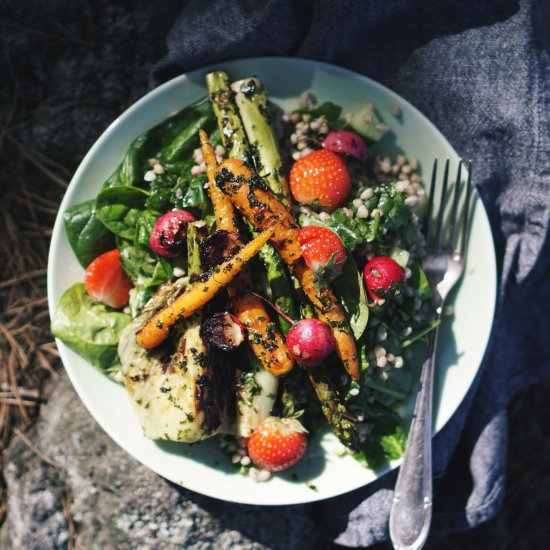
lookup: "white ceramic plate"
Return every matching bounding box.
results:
[47,57,496,505]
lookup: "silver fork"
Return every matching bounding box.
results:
[389,158,472,550]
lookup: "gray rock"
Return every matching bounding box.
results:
[0,373,319,549]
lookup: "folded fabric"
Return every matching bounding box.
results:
[151,0,550,546]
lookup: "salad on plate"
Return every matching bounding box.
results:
[51,69,434,482]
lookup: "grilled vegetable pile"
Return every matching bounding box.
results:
[51,69,434,478]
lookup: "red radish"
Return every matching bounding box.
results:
[84,249,133,308]
[299,225,346,281]
[251,292,335,368]
[286,318,335,367]
[362,256,405,301]
[149,209,196,257]
[289,149,351,211]
[322,130,368,162]
[247,416,308,472]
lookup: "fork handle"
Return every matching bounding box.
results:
[389,323,439,550]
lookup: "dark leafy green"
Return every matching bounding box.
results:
[117,237,173,287]
[178,177,208,211]
[331,256,369,339]
[305,101,342,122]
[380,425,406,460]
[96,186,149,240]
[409,262,432,301]
[352,406,404,468]
[103,97,215,189]
[63,200,114,267]
[135,210,159,248]
[160,113,212,164]
[51,283,130,372]
[145,174,177,212]
[305,183,419,253]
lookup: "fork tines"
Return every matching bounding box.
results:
[424,158,472,256]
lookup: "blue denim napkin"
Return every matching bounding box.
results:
[151,0,550,545]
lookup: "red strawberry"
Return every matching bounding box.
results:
[362,256,404,301]
[290,149,352,211]
[84,249,133,308]
[247,416,308,472]
[299,225,346,282]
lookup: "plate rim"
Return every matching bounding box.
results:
[47,56,497,505]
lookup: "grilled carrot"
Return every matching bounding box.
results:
[136,220,280,350]
[199,130,293,377]
[215,158,360,381]
[200,130,236,229]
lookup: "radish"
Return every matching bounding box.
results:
[251,292,335,368]
[286,318,335,367]
[149,209,196,257]
[321,130,368,162]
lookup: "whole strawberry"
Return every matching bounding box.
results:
[362,256,404,301]
[299,225,346,283]
[290,149,351,211]
[247,416,308,472]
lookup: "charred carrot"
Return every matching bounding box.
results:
[136,220,281,350]
[199,130,293,377]
[199,130,236,229]
[215,158,360,381]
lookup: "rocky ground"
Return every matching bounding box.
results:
[0,374,318,550]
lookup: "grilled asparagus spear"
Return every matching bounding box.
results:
[231,77,291,205]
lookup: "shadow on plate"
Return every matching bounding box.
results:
[154,431,327,483]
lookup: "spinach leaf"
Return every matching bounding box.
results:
[117,237,173,287]
[135,210,159,247]
[63,200,114,267]
[303,209,378,251]
[160,113,213,164]
[145,174,177,212]
[301,211,361,251]
[51,283,130,372]
[96,186,149,240]
[326,210,363,250]
[352,406,403,468]
[295,101,342,122]
[332,256,369,339]
[171,175,209,216]
[102,97,214,190]
[119,133,150,187]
